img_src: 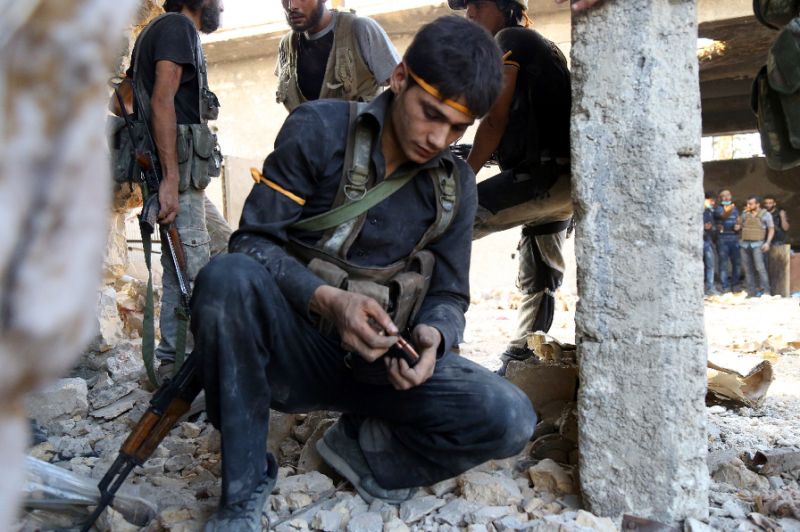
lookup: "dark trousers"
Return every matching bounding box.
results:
[717,236,741,291]
[191,253,536,505]
[703,240,715,291]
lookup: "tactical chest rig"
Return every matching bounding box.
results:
[286,102,460,335]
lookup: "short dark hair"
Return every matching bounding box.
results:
[163,0,204,13]
[747,195,761,204]
[496,0,528,27]
[763,194,776,201]
[404,16,503,118]
[704,191,714,200]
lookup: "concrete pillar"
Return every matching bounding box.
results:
[570,0,709,524]
[0,1,137,528]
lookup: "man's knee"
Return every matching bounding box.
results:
[193,253,273,311]
[471,378,537,457]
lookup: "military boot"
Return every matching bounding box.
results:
[316,420,413,505]
[204,454,278,532]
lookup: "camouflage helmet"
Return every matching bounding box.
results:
[448,0,528,11]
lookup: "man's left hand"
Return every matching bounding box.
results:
[761,242,770,253]
[385,324,440,391]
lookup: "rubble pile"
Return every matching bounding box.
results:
[15,280,800,531]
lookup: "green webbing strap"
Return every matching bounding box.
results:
[173,306,188,373]
[141,227,159,388]
[291,169,419,232]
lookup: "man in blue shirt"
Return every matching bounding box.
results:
[714,189,741,292]
[703,193,717,295]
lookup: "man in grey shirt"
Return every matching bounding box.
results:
[275,0,400,111]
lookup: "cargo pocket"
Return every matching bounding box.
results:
[189,124,217,190]
[177,227,211,282]
[176,124,193,192]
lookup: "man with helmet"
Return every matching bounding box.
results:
[450,0,573,375]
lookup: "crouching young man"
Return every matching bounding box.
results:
[193,16,537,531]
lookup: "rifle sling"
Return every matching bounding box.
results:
[291,170,419,233]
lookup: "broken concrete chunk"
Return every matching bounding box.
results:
[105,344,146,384]
[748,448,800,476]
[527,459,576,495]
[312,509,343,531]
[346,511,383,532]
[436,497,480,526]
[383,517,411,532]
[711,458,770,493]
[24,378,89,427]
[276,471,335,498]
[465,505,515,525]
[458,471,523,506]
[90,389,149,420]
[399,495,446,523]
[505,362,578,412]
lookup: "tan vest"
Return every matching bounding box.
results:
[741,209,767,241]
[276,11,381,112]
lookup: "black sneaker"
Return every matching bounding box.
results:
[316,421,413,505]
[204,455,278,532]
[496,346,535,376]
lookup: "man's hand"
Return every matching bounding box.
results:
[158,177,180,224]
[761,242,770,253]
[556,0,602,12]
[311,285,398,362]
[734,223,741,232]
[385,324,440,391]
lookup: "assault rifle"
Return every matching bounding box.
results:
[80,356,202,531]
[80,85,203,531]
[449,143,499,168]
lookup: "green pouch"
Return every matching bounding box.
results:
[754,0,800,29]
[107,116,148,184]
[189,124,219,189]
[176,124,193,192]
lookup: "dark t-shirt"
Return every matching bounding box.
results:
[127,14,201,124]
[495,27,571,170]
[297,31,334,101]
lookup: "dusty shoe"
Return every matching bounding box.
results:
[316,421,413,505]
[496,346,535,376]
[204,455,277,532]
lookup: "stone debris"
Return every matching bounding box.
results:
[24,378,89,427]
[528,459,576,495]
[16,283,800,532]
[458,471,523,506]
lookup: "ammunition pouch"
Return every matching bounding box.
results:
[305,250,435,386]
[752,19,800,170]
[754,0,800,29]
[107,116,147,184]
[176,124,222,192]
[200,88,221,121]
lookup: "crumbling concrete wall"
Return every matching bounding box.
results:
[0,0,137,527]
[570,0,709,524]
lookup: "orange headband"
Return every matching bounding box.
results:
[406,66,475,118]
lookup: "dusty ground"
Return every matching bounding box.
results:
[16,229,800,531]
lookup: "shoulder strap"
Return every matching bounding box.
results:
[291,171,418,233]
[311,101,375,257]
[411,164,459,254]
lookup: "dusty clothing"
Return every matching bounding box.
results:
[472,26,572,349]
[193,254,536,504]
[275,11,400,111]
[129,13,232,362]
[506,226,567,350]
[196,92,536,504]
[232,92,471,352]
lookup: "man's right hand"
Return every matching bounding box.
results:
[310,285,398,362]
[158,177,180,224]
